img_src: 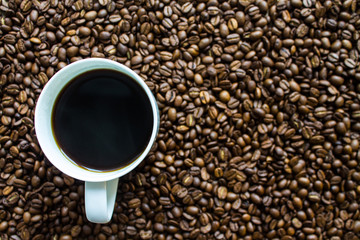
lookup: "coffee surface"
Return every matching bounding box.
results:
[52,69,154,171]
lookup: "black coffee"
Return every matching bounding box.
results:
[52,69,154,171]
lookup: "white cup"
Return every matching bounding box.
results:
[34,58,159,223]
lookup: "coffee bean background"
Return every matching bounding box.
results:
[1,0,360,239]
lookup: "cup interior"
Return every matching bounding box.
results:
[35,58,159,182]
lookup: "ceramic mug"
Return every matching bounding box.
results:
[35,58,159,223]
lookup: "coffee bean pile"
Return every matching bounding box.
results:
[1,0,360,239]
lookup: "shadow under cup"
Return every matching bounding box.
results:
[35,58,160,182]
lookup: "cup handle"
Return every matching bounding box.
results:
[85,178,119,223]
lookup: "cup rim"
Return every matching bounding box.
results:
[35,58,159,182]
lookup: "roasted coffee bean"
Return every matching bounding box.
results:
[344,58,356,69]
